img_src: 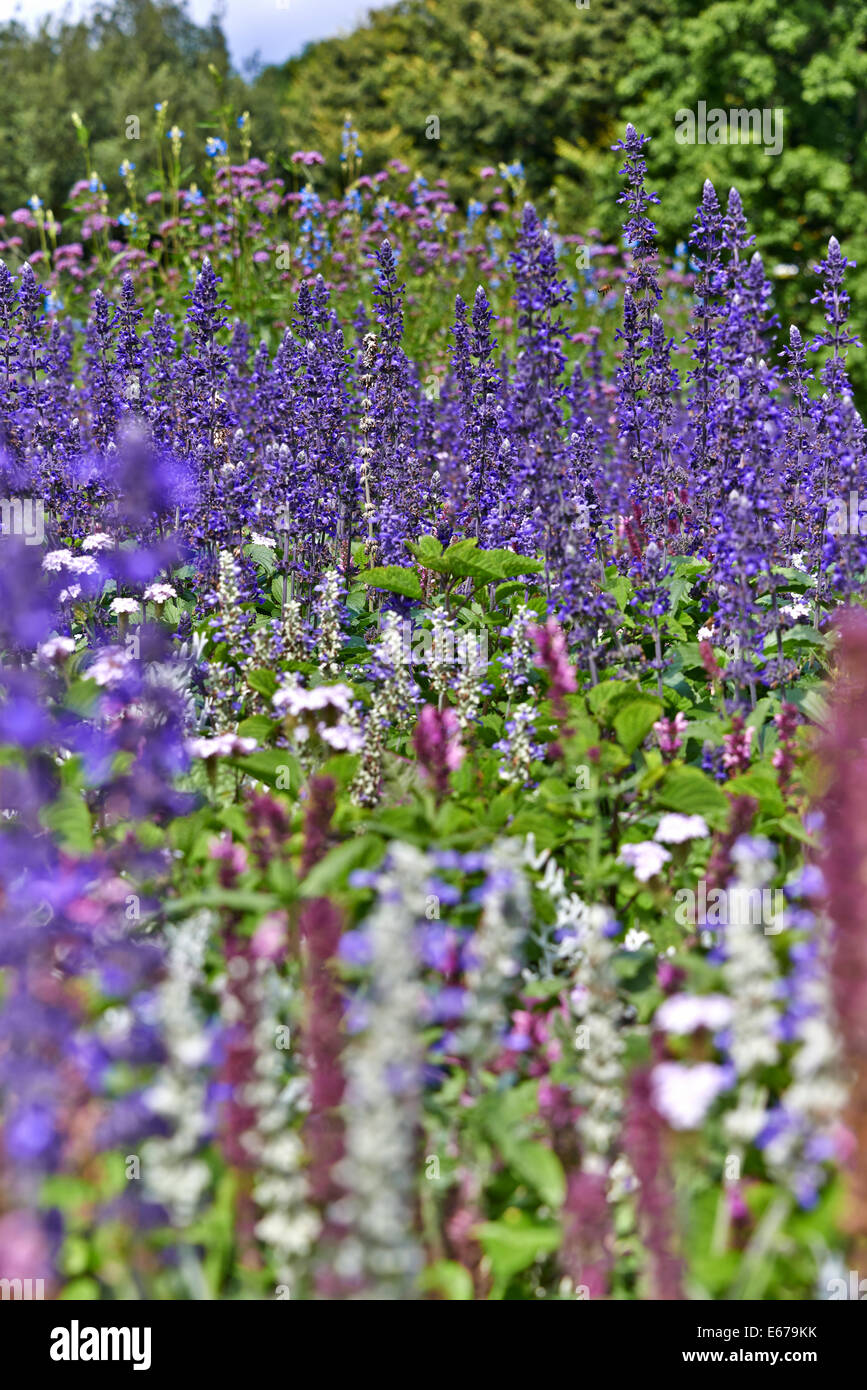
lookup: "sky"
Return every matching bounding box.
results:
[0,0,389,70]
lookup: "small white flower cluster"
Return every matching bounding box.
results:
[37,634,75,665]
[652,1061,730,1131]
[619,840,671,882]
[88,646,133,688]
[81,532,114,553]
[654,813,710,845]
[273,680,363,759]
[187,733,257,760]
[333,842,427,1298]
[143,582,177,605]
[109,596,140,616]
[42,549,99,576]
[655,993,733,1034]
[142,913,215,1227]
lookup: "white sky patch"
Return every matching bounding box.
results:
[0,0,388,70]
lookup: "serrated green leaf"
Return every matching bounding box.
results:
[360,565,423,599]
[613,696,663,754]
[658,765,730,827]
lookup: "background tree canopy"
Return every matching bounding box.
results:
[1,0,865,353]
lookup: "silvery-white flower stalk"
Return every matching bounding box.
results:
[452,632,488,732]
[349,615,419,807]
[141,630,206,733]
[763,911,846,1206]
[350,702,386,807]
[315,567,343,676]
[204,550,252,731]
[495,700,542,787]
[371,610,419,725]
[501,603,536,698]
[141,912,214,1227]
[454,840,531,1063]
[722,837,782,1144]
[561,916,627,1172]
[333,842,427,1298]
[281,596,307,662]
[427,606,455,703]
[526,838,627,1171]
[358,332,377,544]
[522,835,595,970]
[246,965,319,1288]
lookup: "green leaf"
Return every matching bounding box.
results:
[300,834,385,897]
[475,1217,561,1294]
[59,1278,100,1300]
[40,790,93,854]
[725,765,785,817]
[508,1141,566,1209]
[419,1260,474,1301]
[586,678,632,721]
[613,696,663,754]
[776,813,818,847]
[161,889,281,919]
[407,534,445,569]
[798,688,830,728]
[246,668,279,699]
[684,718,724,747]
[244,543,277,574]
[777,623,827,653]
[226,748,299,791]
[237,714,278,741]
[360,565,423,599]
[460,547,545,583]
[407,536,543,583]
[608,573,634,612]
[658,765,730,827]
